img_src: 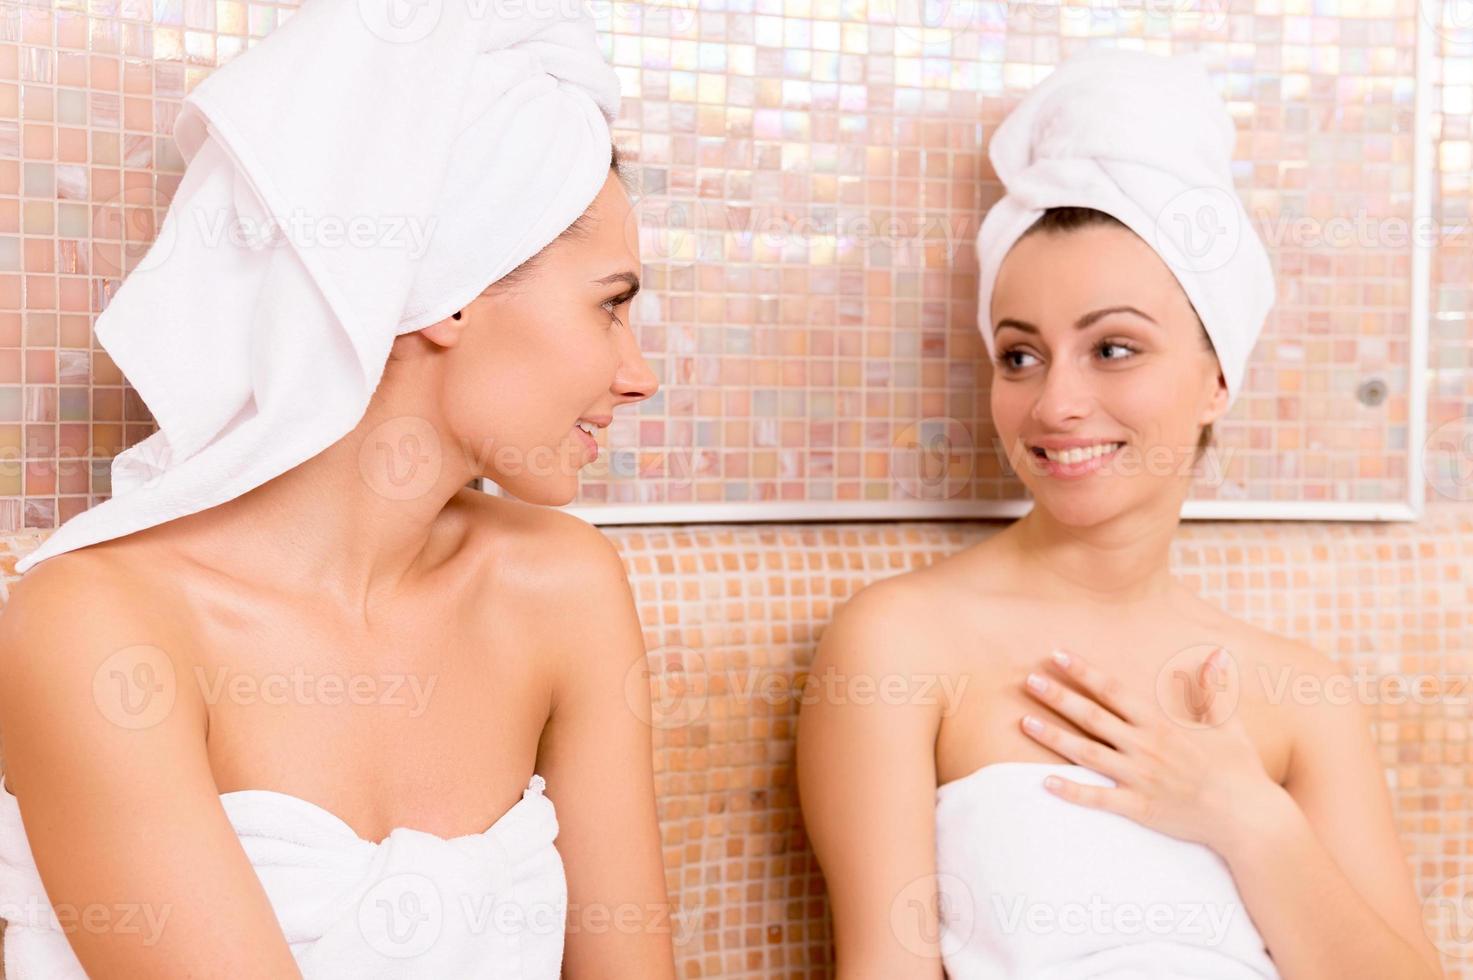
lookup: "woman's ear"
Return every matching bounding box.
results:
[1199,362,1231,428]
[417,310,469,349]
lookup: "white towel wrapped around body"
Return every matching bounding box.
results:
[934,762,1282,979]
[0,771,567,977]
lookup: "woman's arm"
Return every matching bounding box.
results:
[531,516,677,979]
[1211,644,1445,980]
[796,579,949,980]
[0,557,304,979]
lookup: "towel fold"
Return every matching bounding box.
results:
[934,762,1281,979]
[0,771,567,978]
[17,0,620,575]
[974,47,1275,409]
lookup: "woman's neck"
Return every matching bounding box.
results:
[1003,502,1182,607]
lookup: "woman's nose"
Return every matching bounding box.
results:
[1030,356,1091,427]
[614,331,660,404]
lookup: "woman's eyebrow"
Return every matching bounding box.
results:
[592,271,641,300]
[995,305,1158,334]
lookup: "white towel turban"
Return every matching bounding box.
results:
[974,47,1275,411]
[18,0,621,574]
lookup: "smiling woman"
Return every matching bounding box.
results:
[0,0,675,977]
[985,211,1224,522]
[999,204,1221,467]
[796,46,1445,980]
[385,149,658,509]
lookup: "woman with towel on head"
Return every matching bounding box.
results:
[797,48,1444,979]
[0,0,674,977]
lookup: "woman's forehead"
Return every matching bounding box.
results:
[992,227,1196,327]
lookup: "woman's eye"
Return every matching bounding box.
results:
[601,298,623,326]
[999,348,1038,370]
[997,339,1137,371]
[1098,339,1137,360]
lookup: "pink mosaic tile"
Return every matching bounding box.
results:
[5,507,1470,976]
[0,0,1464,526]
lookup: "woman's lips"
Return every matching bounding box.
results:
[572,423,598,459]
[1027,441,1124,479]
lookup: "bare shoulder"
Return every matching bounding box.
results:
[821,534,1015,663]
[0,552,302,975]
[4,535,206,642]
[1229,619,1366,756]
[812,548,991,706]
[827,561,951,637]
[1173,587,1343,696]
[457,492,635,701]
[0,548,189,674]
[3,548,126,622]
[459,490,627,596]
[1170,587,1352,772]
[0,553,208,784]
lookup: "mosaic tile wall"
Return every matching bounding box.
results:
[0,0,1468,527]
[0,0,1471,976]
[611,511,1473,976]
[1427,0,1473,513]
[647,511,1472,977]
[2,506,1470,976]
[585,0,1431,515]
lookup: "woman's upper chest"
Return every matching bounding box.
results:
[166,556,557,837]
[932,597,1297,787]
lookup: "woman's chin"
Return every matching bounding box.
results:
[1025,482,1130,527]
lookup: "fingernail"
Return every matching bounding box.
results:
[1051,650,1071,668]
[1022,714,1044,734]
[1025,672,1047,693]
